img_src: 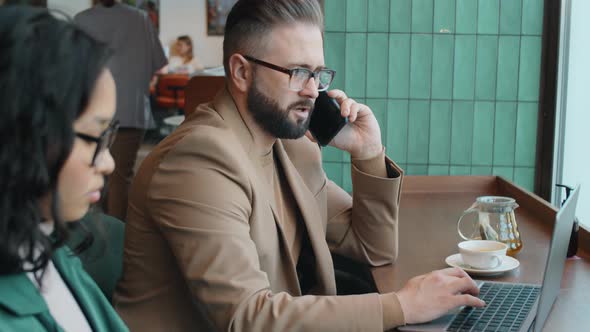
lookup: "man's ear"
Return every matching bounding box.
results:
[228,54,251,93]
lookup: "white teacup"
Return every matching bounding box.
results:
[458,240,508,270]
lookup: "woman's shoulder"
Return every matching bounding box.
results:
[0,271,48,330]
[0,308,48,331]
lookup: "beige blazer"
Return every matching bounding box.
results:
[114,88,404,331]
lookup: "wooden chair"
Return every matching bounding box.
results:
[184,75,225,116]
[155,74,190,111]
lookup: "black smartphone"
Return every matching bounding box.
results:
[309,91,347,146]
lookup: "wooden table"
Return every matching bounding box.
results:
[371,176,590,331]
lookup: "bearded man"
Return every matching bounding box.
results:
[114,1,483,331]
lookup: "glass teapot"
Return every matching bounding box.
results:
[457,196,523,256]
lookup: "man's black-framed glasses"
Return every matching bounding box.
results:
[243,55,336,92]
[75,120,119,167]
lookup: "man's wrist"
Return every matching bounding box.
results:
[380,292,406,329]
[349,144,383,160]
[351,147,387,178]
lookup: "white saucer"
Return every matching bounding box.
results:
[445,253,520,276]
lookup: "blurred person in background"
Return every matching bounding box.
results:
[163,35,204,75]
[75,0,167,221]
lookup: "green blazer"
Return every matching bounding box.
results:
[0,247,128,332]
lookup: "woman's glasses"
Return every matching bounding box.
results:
[75,121,119,166]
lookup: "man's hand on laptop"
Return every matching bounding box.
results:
[396,267,486,324]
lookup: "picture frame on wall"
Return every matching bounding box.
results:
[206,0,237,36]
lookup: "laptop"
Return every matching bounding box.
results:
[400,185,580,332]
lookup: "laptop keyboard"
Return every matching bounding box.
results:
[447,283,540,332]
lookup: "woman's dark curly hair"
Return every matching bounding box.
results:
[0,6,111,276]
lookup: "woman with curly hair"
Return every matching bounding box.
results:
[0,6,127,331]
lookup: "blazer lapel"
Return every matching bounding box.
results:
[0,273,49,315]
[52,247,128,332]
[51,248,101,332]
[248,162,301,283]
[212,88,301,291]
[274,140,337,295]
[0,271,60,331]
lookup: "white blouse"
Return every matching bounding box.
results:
[25,222,92,332]
[167,55,204,74]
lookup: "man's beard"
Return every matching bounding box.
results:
[247,81,313,139]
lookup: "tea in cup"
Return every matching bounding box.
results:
[458,240,508,270]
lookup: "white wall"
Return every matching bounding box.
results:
[47,0,224,67]
[47,0,91,17]
[559,0,590,227]
[160,0,224,67]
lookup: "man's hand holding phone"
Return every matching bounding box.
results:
[308,89,382,160]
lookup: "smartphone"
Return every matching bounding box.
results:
[309,91,347,146]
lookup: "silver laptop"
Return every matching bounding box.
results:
[400,185,580,332]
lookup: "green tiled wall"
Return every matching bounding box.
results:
[323,0,543,192]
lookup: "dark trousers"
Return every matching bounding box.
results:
[105,128,145,221]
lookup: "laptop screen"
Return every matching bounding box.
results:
[534,185,580,332]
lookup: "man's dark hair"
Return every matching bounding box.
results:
[0,6,111,278]
[222,0,324,76]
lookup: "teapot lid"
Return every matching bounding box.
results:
[475,196,519,213]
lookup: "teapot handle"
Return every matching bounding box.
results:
[457,208,479,240]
